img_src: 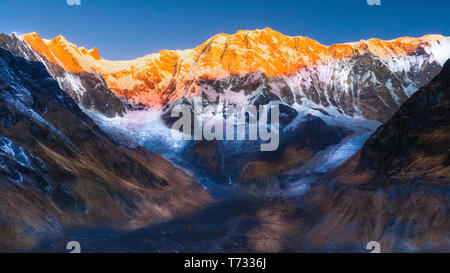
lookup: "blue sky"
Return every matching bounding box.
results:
[0,0,448,60]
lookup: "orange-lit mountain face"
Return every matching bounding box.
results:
[21,28,450,121]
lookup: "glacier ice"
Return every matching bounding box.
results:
[84,108,189,162]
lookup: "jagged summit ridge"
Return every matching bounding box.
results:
[17,30,450,121]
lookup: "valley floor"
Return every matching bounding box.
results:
[36,197,314,253]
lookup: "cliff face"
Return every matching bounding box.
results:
[21,29,450,121]
[353,59,450,185]
[0,47,210,252]
[295,60,450,252]
[332,59,450,186]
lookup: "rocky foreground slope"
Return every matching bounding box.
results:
[294,59,450,252]
[0,47,210,252]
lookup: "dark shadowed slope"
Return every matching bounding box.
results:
[352,59,450,185]
[296,59,450,252]
[0,48,210,252]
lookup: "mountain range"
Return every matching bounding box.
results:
[0,28,448,252]
[20,28,450,122]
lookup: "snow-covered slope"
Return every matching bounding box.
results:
[0,33,126,118]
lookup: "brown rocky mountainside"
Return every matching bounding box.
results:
[353,59,450,185]
[0,48,210,252]
[294,59,450,252]
[237,114,352,194]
